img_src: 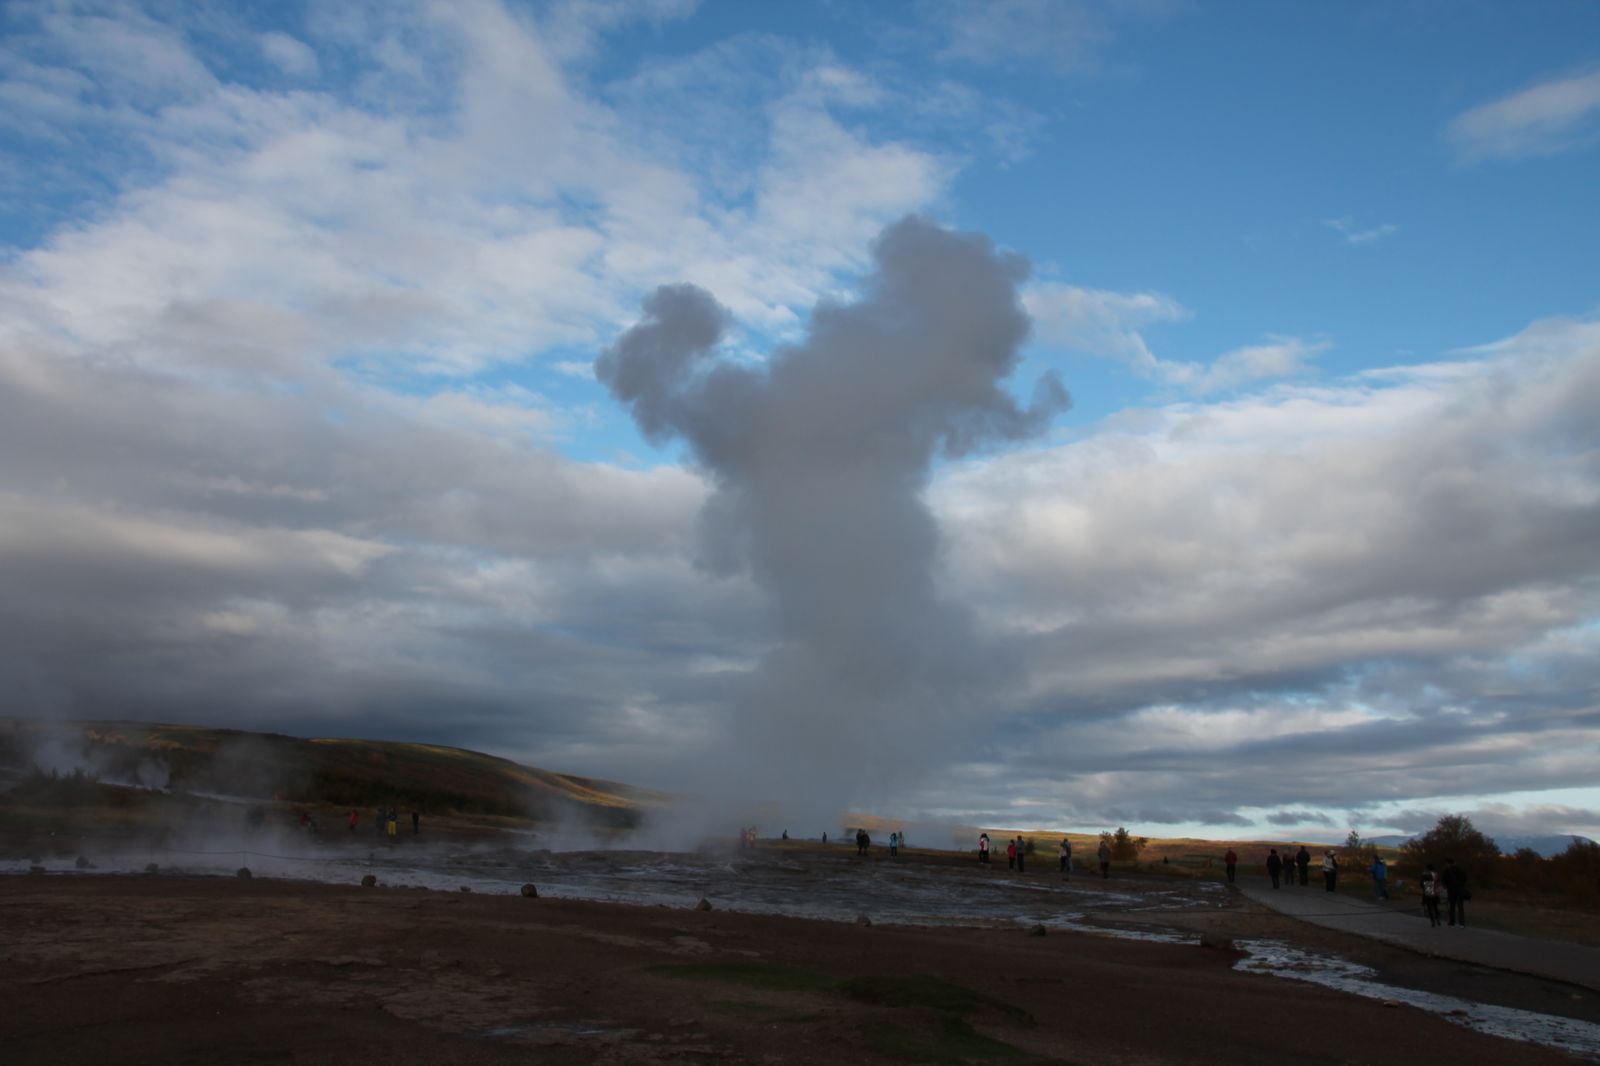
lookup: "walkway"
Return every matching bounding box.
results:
[1236,879,1600,992]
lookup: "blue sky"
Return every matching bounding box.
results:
[1,0,1597,843]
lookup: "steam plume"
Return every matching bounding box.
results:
[597,216,1068,825]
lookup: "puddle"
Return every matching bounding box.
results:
[1236,939,1600,1061]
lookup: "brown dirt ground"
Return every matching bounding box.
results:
[3,873,1597,1066]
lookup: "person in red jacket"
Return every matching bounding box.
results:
[1006,839,1017,869]
[1224,848,1238,883]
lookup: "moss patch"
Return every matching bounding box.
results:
[647,962,837,993]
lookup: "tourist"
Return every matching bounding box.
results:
[1296,845,1311,886]
[1442,858,1469,927]
[347,808,358,832]
[1224,847,1237,884]
[889,831,899,857]
[1321,849,1338,892]
[1058,838,1072,878]
[1420,863,1442,927]
[1097,838,1111,879]
[411,810,420,835]
[1006,838,1017,870]
[1370,855,1388,900]
[1017,837,1027,874]
[978,832,989,864]
[1266,848,1282,889]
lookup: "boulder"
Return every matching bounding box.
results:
[520,883,538,898]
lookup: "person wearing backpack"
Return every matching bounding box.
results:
[1420,863,1442,927]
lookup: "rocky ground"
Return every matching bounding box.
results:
[4,871,1597,1065]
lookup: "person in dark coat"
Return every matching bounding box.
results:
[1266,848,1283,889]
[1441,858,1469,926]
[1224,848,1238,883]
[1296,845,1311,886]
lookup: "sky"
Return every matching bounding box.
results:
[1,0,1597,844]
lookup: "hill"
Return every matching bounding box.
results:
[0,719,669,828]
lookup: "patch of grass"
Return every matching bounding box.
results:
[647,962,838,993]
[865,1015,1034,1064]
[840,975,1034,1025]
[705,999,821,1023]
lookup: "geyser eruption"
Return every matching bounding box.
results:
[597,216,1068,827]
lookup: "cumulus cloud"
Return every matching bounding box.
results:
[930,314,1600,833]
[1447,67,1600,163]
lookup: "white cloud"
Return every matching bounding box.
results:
[1447,68,1600,163]
[258,32,319,78]
[1324,217,1399,246]
[1025,281,1322,393]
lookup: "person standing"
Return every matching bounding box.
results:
[1097,838,1111,879]
[1370,855,1388,900]
[1321,850,1339,892]
[1266,848,1282,889]
[1296,845,1311,886]
[1420,863,1442,927]
[978,832,989,863]
[1224,848,1238,884]
[1006,838,1017,870]
[347,808,358,832]
[889,831,899,857]
[1016,838,1027,874]
[1442,858,1468,927]
[1058,838,1072,878]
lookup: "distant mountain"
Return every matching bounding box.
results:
[1367,833,1594,859]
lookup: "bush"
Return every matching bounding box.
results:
[1399,815,1500,886]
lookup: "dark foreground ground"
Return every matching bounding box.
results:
[4,873,1597,1065]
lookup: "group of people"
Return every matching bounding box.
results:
[1253,845,1318,889]
[1238,844,1472,928]
[356,806,419,840]
[975,834,1112,879]
[1419,860,1471,926]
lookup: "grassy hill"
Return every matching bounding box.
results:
[0,719,669,828]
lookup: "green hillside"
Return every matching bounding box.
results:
[0,719,668,828]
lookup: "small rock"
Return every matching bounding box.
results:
[1028,924,1048,937]
[520,883,538,898]
[855,913,872,927]
[144,863,159,875]
[695,898,713,911]
[459,885,472,893]
[236,867,253,879]
[361,874,377,888]
[1199,931,1236,952]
